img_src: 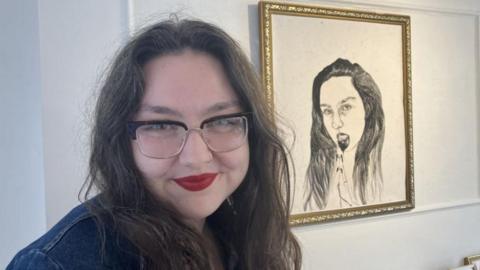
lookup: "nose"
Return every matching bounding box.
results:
[331,112,344,130]
[178,129,213,167]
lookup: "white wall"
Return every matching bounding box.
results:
[0,0,128,268]
[37,0,129,227]
[0,0,46,266]
[1,0,479,269]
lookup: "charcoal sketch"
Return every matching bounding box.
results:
[304,58,385,210]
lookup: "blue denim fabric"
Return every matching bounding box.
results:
[7,201,238,269]
[6,203,141,270]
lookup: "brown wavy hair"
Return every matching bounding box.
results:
[81,19,302,269]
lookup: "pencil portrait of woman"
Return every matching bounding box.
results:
[304,58,385,211]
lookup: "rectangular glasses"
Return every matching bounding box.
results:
[127,112,251,159]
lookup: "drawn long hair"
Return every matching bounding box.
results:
[304,58,384,210]
[81,19,301,269]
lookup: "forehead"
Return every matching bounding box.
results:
[320,76,360,105]
[140,49,240,116]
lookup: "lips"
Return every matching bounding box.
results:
[336,132,350,152]
[173,173,218,192]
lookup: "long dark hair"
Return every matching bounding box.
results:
[81,19,301,269]
[304,58,384,210]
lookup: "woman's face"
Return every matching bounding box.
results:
[131,49,249,230]
[319,76,365,152]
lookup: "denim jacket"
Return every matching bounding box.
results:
[6,203,142,270]
[7,202,238,269]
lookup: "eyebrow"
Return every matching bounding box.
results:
[139,100,241,117]
[339,96,356,104]
[204,100,241,114]
[139,105,181,117]
[320,96,357,108]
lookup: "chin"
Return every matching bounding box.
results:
[178,197,225,221]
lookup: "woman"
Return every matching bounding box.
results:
[8,19,301,270]
[304,58,384,211]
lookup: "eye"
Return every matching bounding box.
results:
[204,116,245,133]
[144,123,178,131]
[321,107,333,116]
[139,122,184,138]
[209,117,241,127]
[339,104,353,113]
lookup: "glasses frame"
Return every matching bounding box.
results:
[127,112,252,159]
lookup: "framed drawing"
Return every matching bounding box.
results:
[465,255,480,270]
[259,1,414,225]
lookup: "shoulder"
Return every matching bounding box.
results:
[6,249,63,270]
[7,203,102,270]
[7,201,141,270]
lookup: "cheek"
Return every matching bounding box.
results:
[131,143,172,180]
[348,110,365,132]
[322,117,335,138]
[217,143,250,180]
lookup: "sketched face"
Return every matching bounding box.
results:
[320,76,365,152]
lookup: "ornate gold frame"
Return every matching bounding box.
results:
[258,1,414,225]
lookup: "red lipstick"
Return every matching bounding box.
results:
[174,173,217,192]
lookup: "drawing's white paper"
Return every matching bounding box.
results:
[271,15,407,213]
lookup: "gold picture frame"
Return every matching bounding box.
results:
[258,1,414,225]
